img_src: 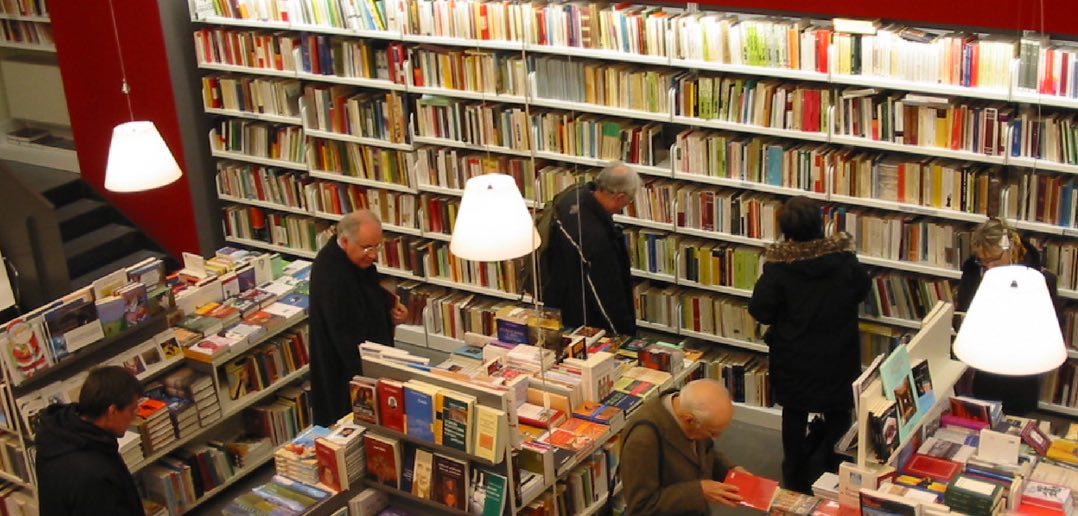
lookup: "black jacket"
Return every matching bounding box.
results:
[749,234,871,412]
[541,182,636,336]
[35,403,143,516]
[955,241,1062,415]
[309,240,395,427]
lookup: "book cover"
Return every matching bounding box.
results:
[1,317,50,383]
[403,380,439,443]
[118,282,151,328]
[349,376,379,425]
[315,437,347,492]
[468,467,508,516]
[44,295,104,358]
[911,358,936,414]
[859,488,919,516]
[473,405,504,463]
[879,344,921,441]
[724,469,779,511]
[95,296,126,337]
[440,390,475,453]
[433,454,468,510]
[363,433,401,489]
[412,448,434,499]
[902,454,962,482]
[377,379,406,432]
[400,444,417,494]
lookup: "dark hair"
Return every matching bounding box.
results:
[78,366,141,419]
[779,196,824,242]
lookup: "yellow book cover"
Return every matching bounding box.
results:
[473,405,504,463]
[1047,439,1078,465]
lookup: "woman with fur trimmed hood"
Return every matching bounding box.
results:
[749,196,870,494]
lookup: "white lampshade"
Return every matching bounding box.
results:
[105,121,182,192]
[450,173,540,261]
[953,265,1066,376]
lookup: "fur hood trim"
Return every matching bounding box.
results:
[764,233,854,263]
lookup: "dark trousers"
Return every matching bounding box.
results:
[781,407,850,494]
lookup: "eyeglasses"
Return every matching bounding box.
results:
[360,242,384,254]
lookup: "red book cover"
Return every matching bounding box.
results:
[363,434,400,489]
[724,469,779,511]
[377,378,406,432]
[902,454,963,482]
[315,438,343,492]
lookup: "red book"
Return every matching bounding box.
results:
[377,378,406,432]
[902,454,963,482]
[724,469,779,511]
[363,433,401,489]
[315,437,345,492]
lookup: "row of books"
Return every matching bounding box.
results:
[0,0,46,17]
[0,19,49,45]
[673,288,766,343]
[222,205,335,252]
[414,147,537,199]
[140,433,277,515]
[301,85,408,143]
[210,119,307,163]
[195,0,1078,102]
[246,380,314,447]
[410,45,526,97]
[308,137,413,186]
[202,75,303,120]
[220,326,310,403]
[0,255,166,384]
[862,273,955,322]
[697,348,773,407]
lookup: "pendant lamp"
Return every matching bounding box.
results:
[450,174,540,261]
[103,0,182,193]
[953,265,1066,375]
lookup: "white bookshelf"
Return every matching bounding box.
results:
[204,107,302,125]
[210,149,309,170]
[223,236,318,259]
[304,128,414,151]
[217,194,312,217]
[307,170,417,193]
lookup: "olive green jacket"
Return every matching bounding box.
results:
[620,392,736,515]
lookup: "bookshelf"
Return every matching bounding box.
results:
[189,0,1078,425]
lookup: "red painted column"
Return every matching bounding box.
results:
[49,0,201,257]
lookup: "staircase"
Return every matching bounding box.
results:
[0,161,177,310]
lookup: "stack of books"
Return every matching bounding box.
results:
[119,430,145,468]
[135,398,174,454]
[274,426,330,486]
[315,422,366,492]
[192,374,222,426]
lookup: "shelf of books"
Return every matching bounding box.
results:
[189,0,1078,442]
[0,245,325,513]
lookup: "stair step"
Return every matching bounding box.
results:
[41,178,90,207]
[70,249,168,290]
[56,198,111,240]
[63,223,141,278]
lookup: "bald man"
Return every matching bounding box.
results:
[309,210,408,426]
[621,379,745,515]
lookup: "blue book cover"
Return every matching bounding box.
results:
[403,383,436,442]
[879,344,923,442]
[400,443,417,493]
[278,293,310,311]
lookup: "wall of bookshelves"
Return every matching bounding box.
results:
[187,0,1078,419]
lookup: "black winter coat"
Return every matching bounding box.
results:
[35,403,144,516]
[749,234,871,412]
[955,242,1062,415]
[541,182,636,336]
[309,240,395,427]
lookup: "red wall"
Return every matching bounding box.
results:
[43,0,1078,263]
[49,0,201,258]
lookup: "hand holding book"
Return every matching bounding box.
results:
[701,479,743,507]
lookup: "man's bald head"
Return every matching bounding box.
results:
[675,379,735,441]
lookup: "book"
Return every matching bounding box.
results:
[350,376,379,425]
[439,390,476,453]
[468,468,508,516]
[977,428,1020,465]
[315,437,348,492]
[902,454,963,482]
[433,454,468,510]
[377,379,406,432]
[363,434,401,488]
[412,448,434,499]
[911,358,936,414]
[879,344,921,441]
[403,380,440,443]
[860,488,919,516]
[473,405,504,463]
[724,469,779,511]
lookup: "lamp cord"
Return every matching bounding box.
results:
[107,0,135,121]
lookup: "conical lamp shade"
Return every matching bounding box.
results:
[105,121,182,192]
[450,173,540,261]
[953,265,1066,375]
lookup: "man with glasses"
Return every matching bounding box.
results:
[540,161,641,336]
[309,209,408,426]
[621,379,747,515]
